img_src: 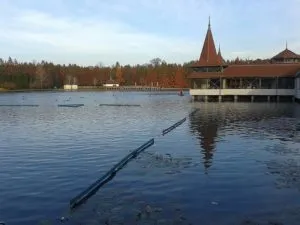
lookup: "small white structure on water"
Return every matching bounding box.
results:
[63,84,78,90]
[103,80,119,87]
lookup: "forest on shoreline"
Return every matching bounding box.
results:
[0,56,271,90]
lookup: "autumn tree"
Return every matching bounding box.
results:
[115,61,124,85]
[174,67,186,88]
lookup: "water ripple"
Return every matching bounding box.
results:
[0,93,300,224]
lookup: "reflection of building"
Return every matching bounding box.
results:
[189,111,219,170]
[188,103,299,171]
[188,18,300,102]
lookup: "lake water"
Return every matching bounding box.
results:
[0,91,300,225]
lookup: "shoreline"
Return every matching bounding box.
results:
[0,87,189,93]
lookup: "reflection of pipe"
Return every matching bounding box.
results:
[189,109,200,117]
[70,138,154,209]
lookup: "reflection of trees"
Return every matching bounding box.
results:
[189,110,219,170]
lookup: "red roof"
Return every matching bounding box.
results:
[192,20,222,67]
[188,64,300,79]
[272,48,300,60]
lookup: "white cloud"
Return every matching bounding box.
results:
[0,9,201,65]
[0,0,300,65]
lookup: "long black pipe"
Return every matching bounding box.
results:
[162,117,187,136]
[70,138,154,209]
[69,109,199,209]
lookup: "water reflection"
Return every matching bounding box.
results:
[189,108,219,170]
[189,103,300,171]
[1,92,300,225]
[266,158,300,191]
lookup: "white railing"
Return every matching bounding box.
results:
[190,89,295,96]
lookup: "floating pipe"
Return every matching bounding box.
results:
[99,104,141,107]
[189,109,200,116]
[70,138,154,209]
[0,104,39,107]
[57,104,84,108]
[162,117,187,136]
[162,109,199,136]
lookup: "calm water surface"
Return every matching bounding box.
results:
[0,91,300,225]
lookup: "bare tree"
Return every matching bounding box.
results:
[150,58,162,66]
[66,74,72,85]
[36,64,47,89]
[96,62,104,68]
[72,76,77,85]
[93,77,98,87]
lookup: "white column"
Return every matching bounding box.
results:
[222,79,227,89]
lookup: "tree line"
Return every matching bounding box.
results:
[0,56,272,90]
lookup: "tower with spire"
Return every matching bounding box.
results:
[271,41,300,63]
[190,17,227,72]
[187,17,300,103]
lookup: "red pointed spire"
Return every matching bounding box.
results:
[198,17,221,66]
[217,44,224,64]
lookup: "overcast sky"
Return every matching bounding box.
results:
[0,0,299,66]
